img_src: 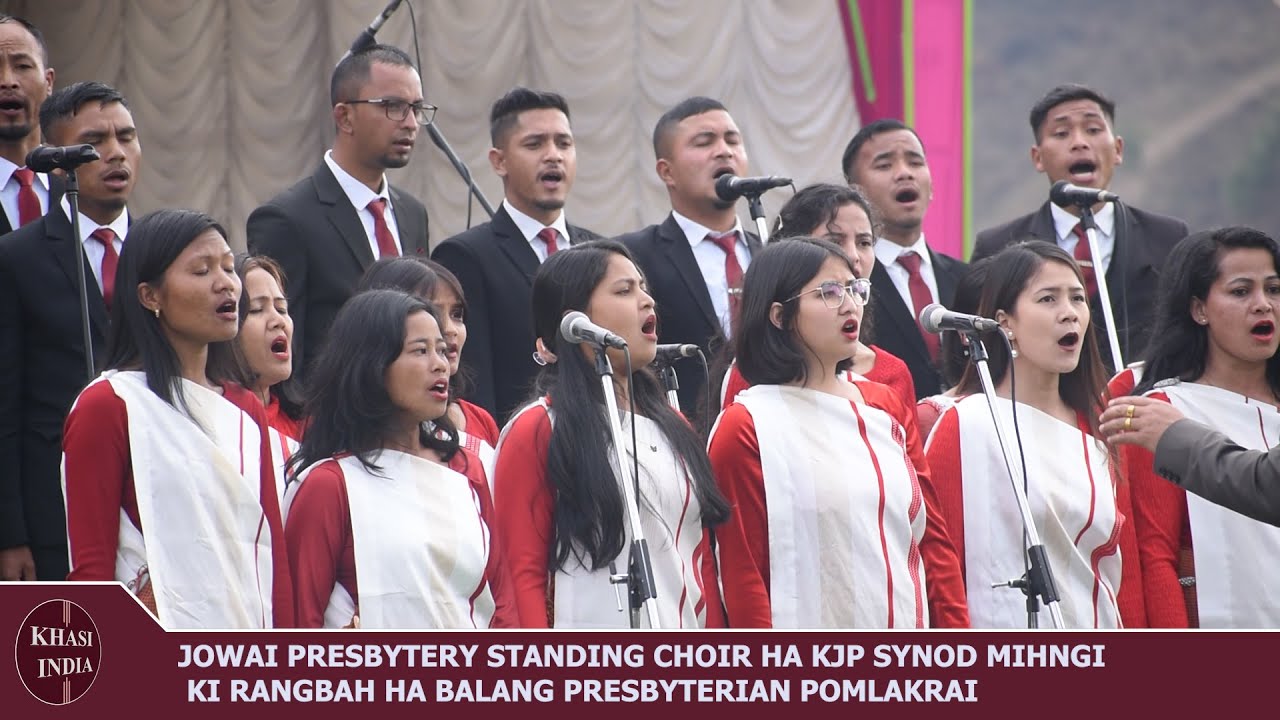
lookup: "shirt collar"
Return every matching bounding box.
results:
[874,233,932,268]
[0,154,50,192]
[1051,200,1115,240]
[324,150,390,211]
[671,209,744,249]
[59,196,130,244]
[503,199,569,243]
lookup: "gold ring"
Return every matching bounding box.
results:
[1126,404,1136,419]
[1123,416,1133,432]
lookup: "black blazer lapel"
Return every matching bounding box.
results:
[1028,201,1057,243]
[46,209,109,338]
[489,206,541,282]
[389,185,427,256]
[659,215,718,330]
[313,164,376,271]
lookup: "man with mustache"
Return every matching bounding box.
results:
[0,14,57,234]
[973,84,1189,373]
[618,96,762,423]
[842,119,968,399]
[433,87,600,425]
[0,81,140,580]
[248,44,430,381]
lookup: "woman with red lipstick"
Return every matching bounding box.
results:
[492,241,729,628]
[707,237,968,628]
[283,289,514,628]
[1117,227,1280,628]
[718,184,916,410]
[924,240,1140,628]
[357,257,500,478]
[62,209,293,629]
[232,255,303,501]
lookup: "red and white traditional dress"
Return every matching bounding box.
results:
[925,394,1128,628]
[707,381,968,628]
[720,346,916,411]
[264,394,302,504]
[285,447,513,628]
[1123,379,1280,628]
[62,371,293,629]
[492,399,724,629]
[458,398,499,482]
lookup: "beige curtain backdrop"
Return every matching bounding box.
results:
[14,0,858,250]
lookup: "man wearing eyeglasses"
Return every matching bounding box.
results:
[248,44,431,381]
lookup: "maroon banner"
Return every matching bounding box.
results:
[2,582,1270,718]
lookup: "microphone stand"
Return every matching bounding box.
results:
[66,169,96,382]
[1075,203,1123,369]
[592,346,661,628]
[964,331,1064,629]
[743,192,770,243]
[425,121,495,220]
[653,360,682,412]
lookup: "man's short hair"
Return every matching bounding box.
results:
[489,87,570,146]
[0,14,49,67]
[329,44,416,107]
[840,118,923,183]
[1029,84,1116,143]
[40,81,128,140]
[652,96,727,159]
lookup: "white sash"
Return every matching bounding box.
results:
[92,371,274,629]
[730,384,928,628]
[290,451,496,629]
[267,427,298,506]
[945,395,1121,628]
[495,401,710,629]
[1159,381,1280,628]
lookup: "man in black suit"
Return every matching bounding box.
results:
[842,118,967,398]
[248,44,430,380]
[972,84,1189,370]
[0,14,59,234]
[433,88,600,424]
[617,96,759,420]
[0,81,140,580]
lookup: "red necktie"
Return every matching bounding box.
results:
[12,167,40,227]
[708,231,744,326]
[366,198,399,258]
[92,227,119,310]
[538,227,559,257]
[897,250,940,362]
[1071,222,1098,297]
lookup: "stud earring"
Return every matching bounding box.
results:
[154,307,160,319]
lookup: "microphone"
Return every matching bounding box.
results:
[714,174,792,202]
[654,343,700,362]
[340,0,406,61]
[560,311,628,349]
[25,144,100,173]
[1050,180,1119,207]
[919,303,1000,334]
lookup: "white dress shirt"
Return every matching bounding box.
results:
[503,199,569,263]
[1051,201,1115,277]
[60,197,129,294]
[672,210,749,338]
[874,233,940,312]
[0,155,50,230]
[324,150,402,258]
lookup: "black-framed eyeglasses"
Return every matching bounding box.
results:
[785,278,872,308]
[343,97,437,125]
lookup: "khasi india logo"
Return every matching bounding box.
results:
[14,599,101,705]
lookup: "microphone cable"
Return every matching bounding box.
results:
[999,329,1036,607]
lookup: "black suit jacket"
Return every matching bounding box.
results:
[618,214,762,419]
[0,173,65,237]
[0,204,110,571]
[973,201,1189,369]
[432,206,601,425]
[868,247,967,398]
[1155,420,1280,528]
[246,162,429,380]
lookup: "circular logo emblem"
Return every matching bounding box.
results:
[14,599,101,705]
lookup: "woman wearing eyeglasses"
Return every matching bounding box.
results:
[707,237,968,628]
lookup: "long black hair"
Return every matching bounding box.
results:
[1135,227,1280,397]
[528,240,729,572]
[287,289,459,479]
[104,208,241,411]
[940,257,993,389]
[955,240,1109,436]
[735,237,857,387]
